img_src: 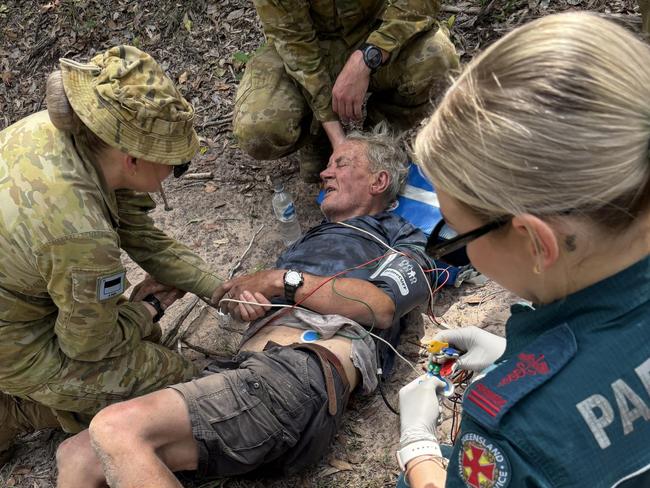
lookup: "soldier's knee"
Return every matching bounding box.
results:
[233,117,301,160]
[393,28,459,101]
[434,27,460,64]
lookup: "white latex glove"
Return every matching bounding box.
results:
[435,326,506,372]
[399,374,445,447]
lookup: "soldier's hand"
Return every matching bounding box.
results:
[131,274,184,302]
[332,50,370,122]
[155,288,186,310]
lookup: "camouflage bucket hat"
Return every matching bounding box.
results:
[59,45,199,165]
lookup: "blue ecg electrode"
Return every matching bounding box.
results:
[300,330,321,343]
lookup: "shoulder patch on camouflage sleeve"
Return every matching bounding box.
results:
[97,272,126,301]
[72,269,126,302]
[458,432,511,488]
[464,324,577,430]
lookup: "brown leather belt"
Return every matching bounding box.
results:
[264,341,351,416]
[289,342,351,416]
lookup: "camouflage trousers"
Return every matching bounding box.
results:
[641,0,650,34]
[233,25,459,161]
[0,327,196,455]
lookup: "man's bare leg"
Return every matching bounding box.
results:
[57,430,107,488]
[58,388,198,488]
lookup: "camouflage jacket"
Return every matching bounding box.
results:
[253,0,440,122]
[0,112,221,395]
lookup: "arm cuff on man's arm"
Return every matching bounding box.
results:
[368,253,431,321]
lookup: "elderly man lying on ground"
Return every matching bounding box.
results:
[56,124,435,488]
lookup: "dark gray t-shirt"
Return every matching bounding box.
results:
[275,211,432,374]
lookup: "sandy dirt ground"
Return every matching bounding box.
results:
[0,1,645,486]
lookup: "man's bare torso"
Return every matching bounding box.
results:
[241,324,361,390]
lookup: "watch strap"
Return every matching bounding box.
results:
[396,440,442,471]
[283,270,303,304]
[142,294,164,322]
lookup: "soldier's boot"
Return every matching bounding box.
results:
[0,392,61,466]
[0,440,14,467]
[298,130,331,183]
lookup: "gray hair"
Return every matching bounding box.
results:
[347,122,409,203]
[415,12,650,229]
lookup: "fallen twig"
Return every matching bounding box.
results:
[159,186,172,211]
[228,224,265,279]
[172,181,209,191]
[201,112,233,129]
[162,296,200,347]
[183,172,213,180]
[441,5,481,14]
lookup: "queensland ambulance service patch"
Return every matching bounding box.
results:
[458,432,510,488]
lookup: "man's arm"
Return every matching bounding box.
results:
[254,0,337,124]
[213,270,396,328]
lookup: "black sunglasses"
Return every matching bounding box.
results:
[173,162,191,178]
[425,216,511,266]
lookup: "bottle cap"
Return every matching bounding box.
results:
[273,180,284,192]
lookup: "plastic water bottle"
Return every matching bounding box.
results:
[272,182,302,246]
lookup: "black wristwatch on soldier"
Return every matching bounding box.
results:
[358,43,384,72]
[283,269,304,304]
[142,294,165,322]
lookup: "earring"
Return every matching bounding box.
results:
[533,263,541,274]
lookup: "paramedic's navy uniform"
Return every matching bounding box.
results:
[447,256,650,488]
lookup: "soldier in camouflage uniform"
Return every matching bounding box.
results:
[0,45,222,463]
[233,0,459,182]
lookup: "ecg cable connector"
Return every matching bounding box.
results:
[426,340,462,397]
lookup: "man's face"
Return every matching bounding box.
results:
[319,140,379,221]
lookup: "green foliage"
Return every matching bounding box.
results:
[232,50,252,65]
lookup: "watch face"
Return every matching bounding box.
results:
[285,270,302,286]
[365,46,383,69]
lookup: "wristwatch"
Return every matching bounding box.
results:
[142,294,165,323]
[358,43,384,71]
[396,440,442,471]
[283,269,304,304]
